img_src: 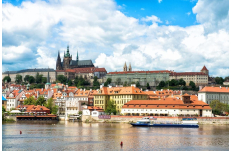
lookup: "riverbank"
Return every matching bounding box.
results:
[82,115,229,125]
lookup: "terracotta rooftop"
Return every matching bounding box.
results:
[95,86,147,95]
[199,86,229,93]
[201,65,208,71]
[108,70,171,75]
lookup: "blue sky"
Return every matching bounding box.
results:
[2,0,229,77]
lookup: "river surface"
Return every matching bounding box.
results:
[2,121,229,151]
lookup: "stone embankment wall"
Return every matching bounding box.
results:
[87,115,229,125]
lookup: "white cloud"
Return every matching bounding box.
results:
[187,12,191,16]
[192,0,229,33]
[158,0,162,3]
[141,8,145,10]
[2,0,229,77]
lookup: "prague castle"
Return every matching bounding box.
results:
[56,45,94,70]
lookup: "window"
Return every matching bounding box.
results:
[174,110,175,111]
[187,110,189,112]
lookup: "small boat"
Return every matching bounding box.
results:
[131,117,199,128]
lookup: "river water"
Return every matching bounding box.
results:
[2,121,229,151]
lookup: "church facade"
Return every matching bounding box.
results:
[56,45,94,70]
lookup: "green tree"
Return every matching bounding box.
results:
[3,76,11,83]
[210,100,224,115]
[224,76,229,82]
[45,98,58,114]
[179,78,186,86]
[68,80,72,86]
[115,78,121,85]
[36,96,46,106]
[35,72,43,83]
[215,77,224,85]
[42,77,47,83]
[93,76,100,86]
[158,81,166,88]
[51,105,59,115]
[15,75,22,84]
[28,76,35,84]
[136,81,140,87]
[57,75,67,84]
[189,81,196,90]
[169,79,178,86]
[24,75,30,82]
[78,111,83,115]
[147,82,150,89]
[2,106,6,121]
[106,78,112,84]
[24,96,36,105]
[105,100,117,115]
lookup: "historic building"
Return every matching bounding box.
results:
[198,86,229,104]
[121,94,212,117]
[169,66,209,86]
[2,68,56,83]
[94,85,148,112]
[56,45,94,70]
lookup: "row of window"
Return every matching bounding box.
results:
[123,109,211,112]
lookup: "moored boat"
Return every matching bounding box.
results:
[131,117,199,128]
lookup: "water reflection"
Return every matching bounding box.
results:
[2,122,229,151]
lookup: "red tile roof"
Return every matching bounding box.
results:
[170,72,207,76]
[108,70,171,75]
[201,65,208,71]
[199,86,229,93]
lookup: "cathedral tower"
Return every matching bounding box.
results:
[128,63,132,71]
[123,62,127,72]
[63,45,72,70]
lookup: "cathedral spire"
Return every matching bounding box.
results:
[123,62,127,72]
[129,63,132,71]
[77,51,79,61]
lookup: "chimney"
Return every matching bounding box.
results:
[226,87,228,89]
[42,88,43,91]
[141,88,142,91]
[220,86,221,89]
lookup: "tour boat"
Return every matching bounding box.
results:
[131,117,199,128]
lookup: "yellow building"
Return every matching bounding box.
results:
[94,85,148,113]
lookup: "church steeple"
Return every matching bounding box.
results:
[128,63,132,71]
[56,50,63,70]
[123,62,127,72]
[77,51,79,62]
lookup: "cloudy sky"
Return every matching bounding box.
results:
[2,0,229,77]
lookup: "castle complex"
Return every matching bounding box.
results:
[56,45,94,70]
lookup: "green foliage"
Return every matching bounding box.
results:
[105,100,117,115]
[182,86,188,90]
[2,106,6,112]
[189,81,196,90]
[74,76,89,87]
[68,80,72,86]
[24,75,30,82]
[28,76,35,84]
[169,79,178,86]
[3,76,11,83]
[104,78,112,87]
[36,96,46,106]
[57,75,67,84]
[15,75,22,84]
[30,84,44,89]
[35,72,43,83]
[178,78,186,86]
[45,98,58,114]
[78,111,83,115]
[24,96,36,105]
[93,76,100,86]
[224,76,229,81]
[42,77,47,83]
[123,81,128,87]
[51,105,59,115]
[210,100,229,115]
[147,83,150,89]
[115,78,122,85]
[136,81,140,87]
[158,81,166,88]
[215,77,224,85]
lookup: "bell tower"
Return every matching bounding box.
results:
[123,62,127,72]
[63,45,72,70]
